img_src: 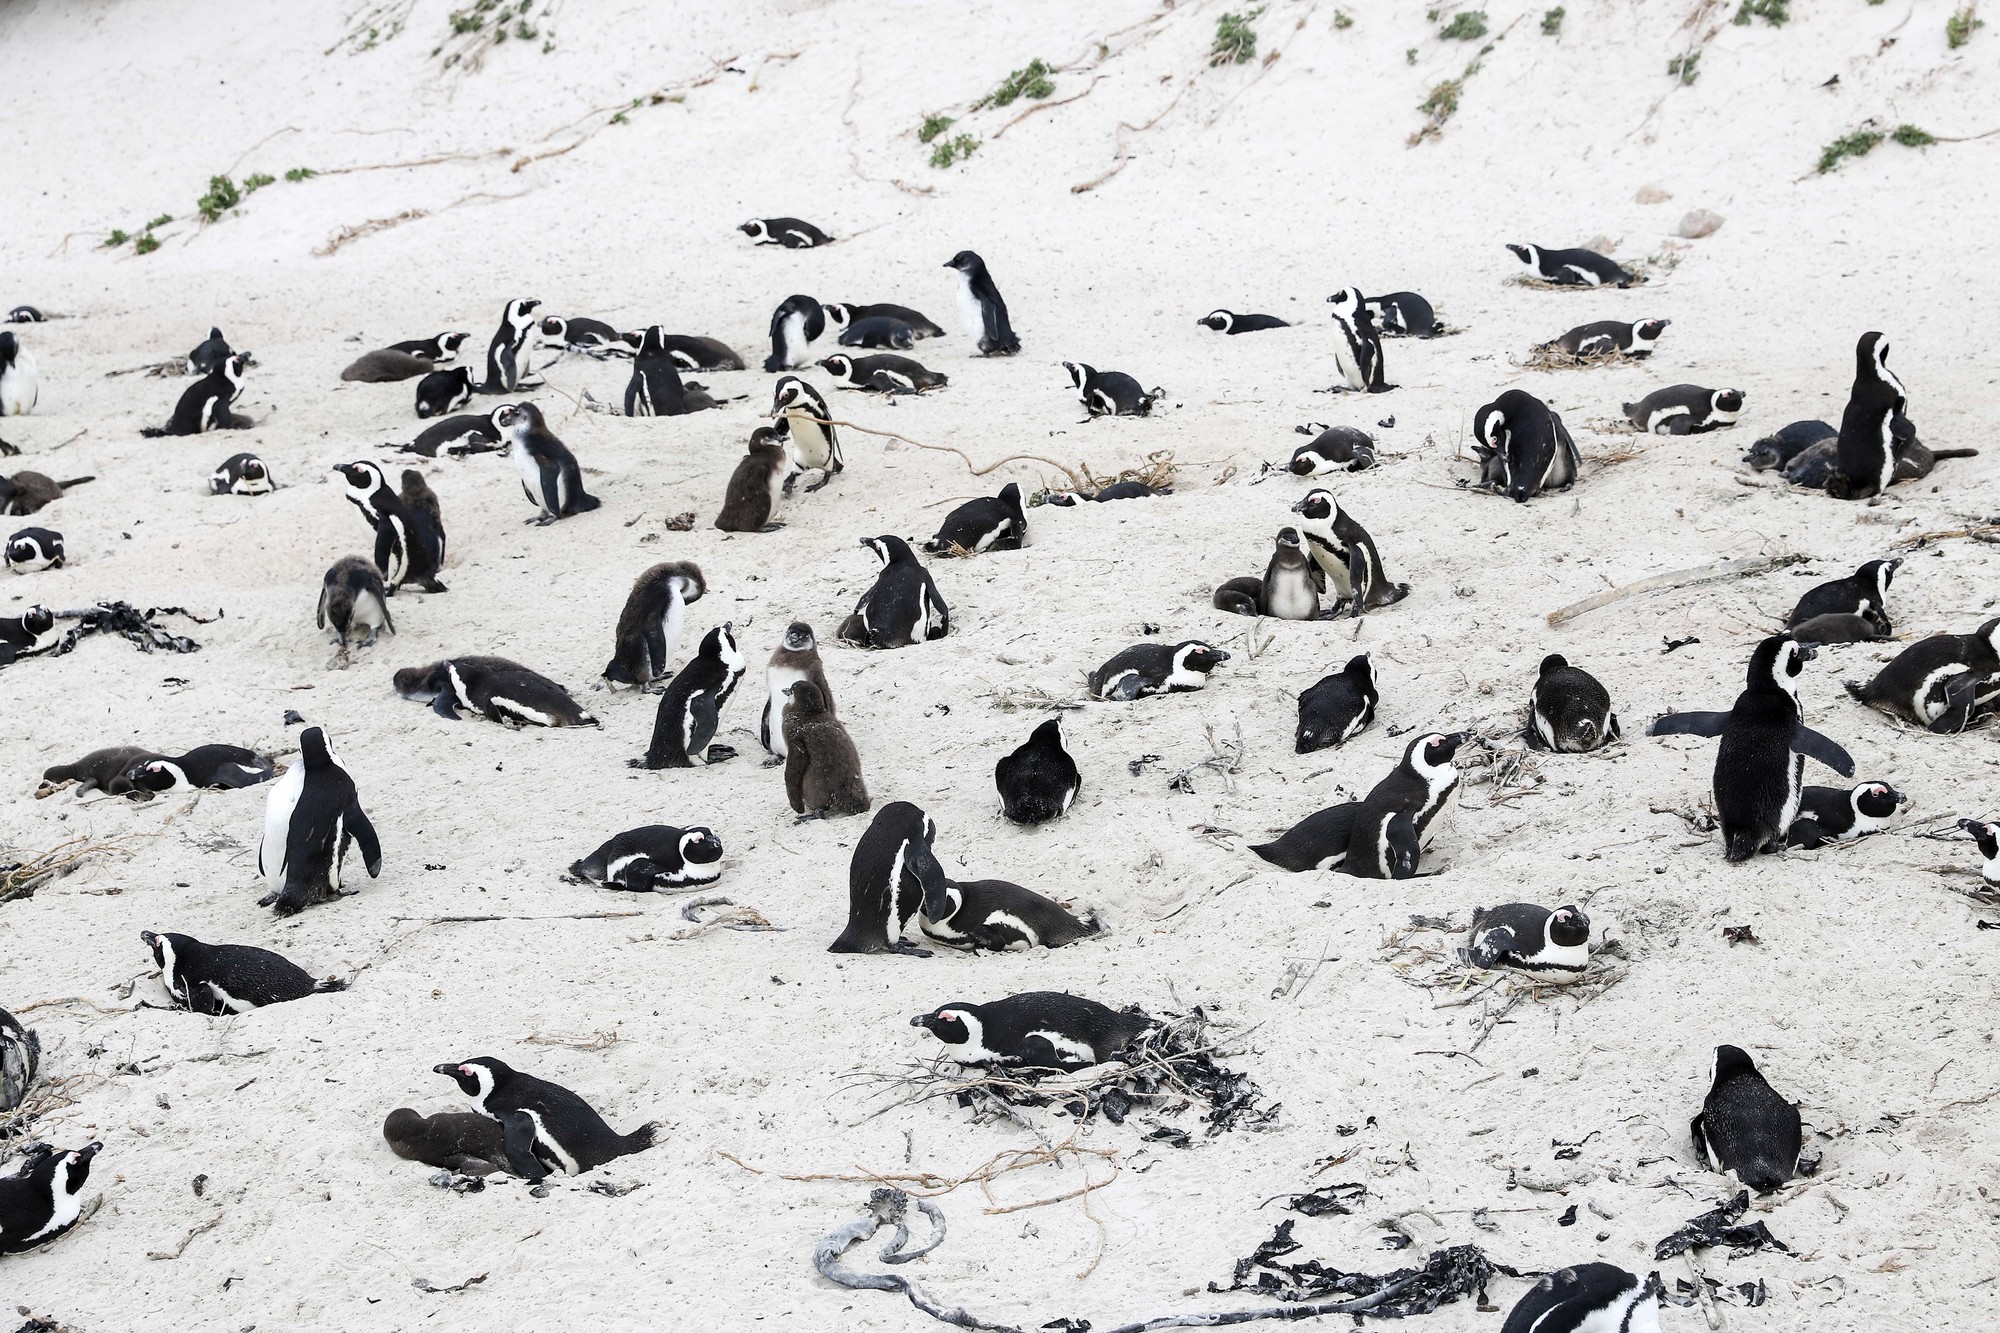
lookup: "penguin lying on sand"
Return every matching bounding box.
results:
[1527,655,1619,753]
[913,993,1151,1068]
[1500,1265,1660,1333]
[434,1057,656,1176]
[1461,904,1590,983]
[142,930,345,1013]
[1363,292,1443,338]
[1289,424,1375,474]
[383,1108,512,1176]
[342,348,437,383]
[1692,1045,1803,1193]
[38,745,161,796]
[0,605,61,665]
[838,537,949,648]
[1786,781,1903,847]
[0,1141,101,1254]
[121,745,276,796]
[398,412,501,458]
[1,470,94,516]
[1296,654,1377,753]
[925,483,1025,555]
[4,527,62,572]
[839,316,917,350]
[1089,641,1228,700]
[1064,362,1159,417]
[1,1007,39,1111]
[569,825,723,892]
[741,217,833,248]
[824,302,945,338]
[1506,243,1637,287]
[1844,618,2000,732]
[1041,480,1170,505]
[921,878,1099,951]
[394,656,597,727]
[1788,560,1898,631]
[995,716,1080,824]
[1538,318,1669,360]
[211,452,274,495]
[1472,390,1578,501]
[817,351,948,395]
[1625,384,1744,435]
[1197,310,1289,334]
[1742,420,1834,472]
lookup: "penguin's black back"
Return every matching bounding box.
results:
[1500,1263,1646,1333]
[965,992,1150,1064]
[1295,655,1376,753]
[1695,1047,1801,1193]
[1714,690,1802,861]
[487,1067,650,1171]
[1250,802,1359,871]
[995,718,1079,824]
[166,935,324,1010]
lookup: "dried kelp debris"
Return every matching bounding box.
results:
[1211,1220,1520,1317]
[1653,1190,1791,1261]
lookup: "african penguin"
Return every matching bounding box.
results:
[141,930,345,1014]
[539,315,627,357]
[1624,384,1745,435]
[188,326,232,375]
[211,451,274,495]
[1,1007,39,1111]
[773,374,842,490]
[257,725,381,916]
[1844,618,2000,732]
[0,470,93,516]
[1473,389,1581,501]
[920,878,1100,951]
[831,801,950,955]
[0,604,61,665]
[715,426,797,532]
[1343,731,1474,877]
[39,746,163,797]
[1828,331,1909,500]
[817,351,948,395]
[647,333,745,372]
[1196,309,1289,334]
[1539,317,1671,359]
[385,331,470,363]
[1362,291,1444,338]
[912,993,1151,1068]
[1296,654,1378,753]
[433,1057,656,1175]
[569,825,724,892]
[496,402,598,523]
[1290,489,1409,613]
[1786,780,1903,847]
[633,623,746,768]
[1788,560,1898,631]
[315,556,392,653]
[1064,361,1159,417]
[1500,1265,1661,1333]
[121,745,276,796]
[838,316,917,350]
[1213,528,1319,619]
[5,306,44,324]
[625,325,692,416]
[822,302,946,339]
[414,364,475,418]
[1324,287,1390,393]
[1251,802,1361,872]
[4,527,63,573]
[1041,480,1170,505]
[340,348,436,383]
[995,716,1081,825]
[1692,1045,1803,1194]
[1958,818,2000,887]
[1089,640,1228,701]
[926,482,1026,555]
[141,352,252,435]
[394,656,597,727]
[1289,424,1376,475]
[1506,242,1637,287]
[784,681,871,819]
[760,620,834,762]
[479,297,542,392]
[603,560,706,689]
[401,412,501,458]
[0,1141,102,1254]
[0,331,38,416]
[1528,655,1620,753]
[1789,609,1891,645]
[333,460,447,593]
[1743,420,1836,472]
[837,536,950,649]
[1781,437,1840,489]
[943,250,1020,355]
[1461,904,1591,983]
[764,294,826,372]
[740,217,833,248]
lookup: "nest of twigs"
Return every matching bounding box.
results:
[2,836,132,906]
[1,1072,85,1146]
[1512,346,1626,372]
[1030,450,1180,504]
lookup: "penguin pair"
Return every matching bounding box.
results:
[1295,654,1378,753]
[479,298,542,392]
[1089,640,1229,701]
[142,929,345,1014]
[1289,423,1375,475]
[140,352,252,435]
[1290,489,1410,614]
[1324,287,1390,392]
[1506,242,1638,287]
[773,376,842,490]
[1473,390,1580,501]
[995,716,1081,825]
[497,402,598,523]
[838,537,949,648]
[1649,635,1856,860]
[0,331,39,417]
[334,461,447,593]
[258,726,382,916]
[715,426,797,532]
[4,527,62,573]
[944,251,1020,355]
[1196,309,1289,334]
[817,351,948,395]
[1742,419,1835,473]
[0,470,93,516]
[1539,317,1670,359]
[434,1057,655,1177]
[760,621,834,762]
[211,451,274,495]
[415,365,475,418]
[1787,780,1903,847]
[1064,362,1159,417]
[1845,617,2000,733]
[913,993,1150,1068]
[626,326,721,416]
[1528,656,1620,753]
[926,483,1025,556]
[1787,560,1897,633]
[1251,731,1474,877]
[119,745,275,796]
[741,217,833,248]
[1462,904,1591,983]
[318,556,394,653]
[1213,528,1322,620]
[604,561,705,689]
[784,680,870,819]
[635,624,746,768]
[394,656,598,727]
[570,825,723,892]
[0,1141,101,1254]
[1625,384,1744,435]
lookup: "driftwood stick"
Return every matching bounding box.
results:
[147,1211,223,1260]
[1546,554,1805,626]
[992,76,1106,139]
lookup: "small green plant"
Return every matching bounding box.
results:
[283,167,317,183]
[1210,9,1263,65]
[1892,123,1936,147]
[196,174,241,222]
[147,213,173,230]
[103,229,130,248]
[918,113,955,144]
[1406,46,1418,63]
[1416,78,1462,131]
[1733,0,1788,25]
[1439,10,1488,39]
[242,172,276,195]
[451,12,483,33]
[1541,7,1565,34]
[1947,3,1982,46]
[1667,51,1700,83]
[609,111,627,125]
[515,20,536,40]
[1334,11,1354,29]
[134,234,161,255]
[1817,127,1884,173]
[977,59,1055,108]
[929,133,980,169]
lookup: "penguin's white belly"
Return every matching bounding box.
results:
[259,763,306,887]
[787,415,834,469]
[953,274,985,341]
[510,445,545,508]
[780,312,808,367]
[1331,331,1366,389]
[1264,575,1317,620]
[0,354,38,416]
[657,594,687,672]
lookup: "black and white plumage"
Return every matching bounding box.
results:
[1089,640,1228,701]
[433,1057,655,1176]
[4,527,62,573]
[831,801,950,955]
[538,315,627,357]
[926,482,1026,555]
[1250,802,1362,872]
[400,412,502,458]
[714,426,796,533]
[1540,317,1671,359]
[0,331,38,417]
[1362,291,1444,338]
[1828,331,1911,500]
[1196,309,1289,334]
[1506,242,1637,287]
[761,621,834,760]
[1787,781,1902,847]
[603,560,705,689]
[784,681,870,818]
[624,325,692,416]
[1691,1045,1803,1194]
[497,402,598,524]
[1063,361,1159,417]
[943,250,1020,356]
[1213,528,1320,620]
[188,326,233,375]
[142,929,344,1014]
[995,716,1080,825]
[385,331,470,363]
[1342,731,1473,878]
[912,993,1151,1069]
[210,451,274,495]
[39,746,162,796]
[1958,818,2000,887]
[0,1007,38,1111]
[1289,424,1375,474]
[317,556,394,651]
[635,623,746,768]
[1462,904,1591,982]
[764,294,826,372]
[142,353,251,435]
[414,364,475,418]
[816,351,948,395]
[646,334,746,372]
[479,297,542,393]
[920,878,1099,951]
[838,316,917,350]
[1650,635,1855,861]
[1845,617,2000,733]
[393,656,598,727]
[257,726,382,916]
[1041,480,1169,505]
[1624,384,1745,435]
[1528,654,1620,753]
[121,745,275,796]
[1500,1264,1660,1333]
[773,375,843,489]
[1296,653,1377,754]
[569,825,723,892]
[837,536,950,649]
[0,469,92,515]
[823,302,946,339]
[1290,489,1410,613]
[1743,419,1836,472]
[5,306,44,324]
[333,460,447,593]
[0,604,60,665]
[0,1141,101,1254]
[1787,559,1898,631]
[1473,389,1581,501]
[740,217,832,248]
[1324,287,1390,392]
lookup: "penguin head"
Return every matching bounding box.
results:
[943,250,982,274]
[1860,558,1900,602]
[679,827,723,865]
[738,220,767,239]
[1852,782,1903,819]
[20,605,54,634]
[57,1143,102,1195]
[222,353,250,385]
[1042,490,1081,507]
[438,332,469,356]
[861,534,914,566]
[491,402,530,438]
[1959,818,2000,859]
[1176,640,1230,674]
[1505,243,1534,266]
[748,425,789,454]
[1711,388,1745,416]
[911,1007,973,1045]
[1343,653,1374,686]
[128,761,176,792]
[1290,489,1337,523]
[506,298,541,326]
[537,315,566,340]
[782,621,817,652]
[434,1057,511,1100]
[1274,527,1304,551]
[785,679,827,714]
[297,725,334,769]
[1635,318,1672,342]
[816,354,855,380]
[1197,311,1233,332]
[240,456,267,480]
[1060,362,1089,390]
[1539,653,1570,677]
[1030,714,1067,752]
[1749,635,1808,694]
[332,461,385,497]
[1325,288,1362,317]
[1411,730,1475,775]
[140,929,180,974]
[1710,1044,1760,1085]
[771,376,817,415]
[1546,906,1590,948]
[820,302,852,328]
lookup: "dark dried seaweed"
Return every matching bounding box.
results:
[1654,1190,1791,1260]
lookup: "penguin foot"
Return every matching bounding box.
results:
[704,744,738,763]
[527,514,557,527]
[890,941,935,958]
[803,473,834,494]
[256,891,278,907]
[761,755,785,768]
[758,522,786,533]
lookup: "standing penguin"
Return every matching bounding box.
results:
[479,297,542,393]
[317,555,394,652]
[1788,559,1898,630]
[1649,636,1856,861]
[925,482,1026,555]
[334,460,447,593]
[141,930,345,1013]
[1296,654,1378,753]
[496,402,598,523]
[1505,242,1637,287]
[1474,389,1581,501]
[1324,287,1390,393]
[1958,818,2000,887]
[604,561,705,689]
[1,1007,39,1111]
[433,1057,655,1175]
[0,1142,102,1254]
[1500,1266,1660,1333]
[1343,731,1474,877]
[1827,331,1909,501]
[783,681,870,819]
[715,426,797,533]
[634,623,746,768]
[995,716,1081,825]
[837,537,950,649]
[943,250,1020,355]
[830,802,949,955]
[1063,362,1159,417]
[1691,1045,1803,1194]
[763,294,825,372]
[772,376,842,491]
[142,352,252,435]
[1213,528,1320,619]
[1289,489,1410,614]
[0,331,38,416]
[1527,655,1620,753]
[624,325,690,417]
[1461,904,1591,983]
[760,621,833,762]
[257,725,382,916]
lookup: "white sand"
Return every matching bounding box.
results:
[4,1,1999,1328]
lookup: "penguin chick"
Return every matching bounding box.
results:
[783,681,870,819]
[714,426,797,533]
[382,1108,510,1177]
[317,555,395,652]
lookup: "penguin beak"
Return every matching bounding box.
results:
[1288,498,1307,514]
[909,1014,928,1028]
[432,1063,462,1077]
[1795,642,1819,663]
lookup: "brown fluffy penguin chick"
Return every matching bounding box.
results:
[341,349,435,383]
[381,1108,508,1175]
[783,681,869,818]
[715,427,796,533]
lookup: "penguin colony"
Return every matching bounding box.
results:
[0,122,1990,1333]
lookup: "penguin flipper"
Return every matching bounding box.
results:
[1647,710,1730,738]
[1465,925,1516,970]
[432,691,462,720]
[1690,1111,1711,1168]
[685,691,720,759]
[499,1111,551,1182]
[1793,726,1855,777]
[1785,817,1830,850]
[347,800,383,877]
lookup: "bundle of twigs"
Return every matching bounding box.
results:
[1,836,134,905]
